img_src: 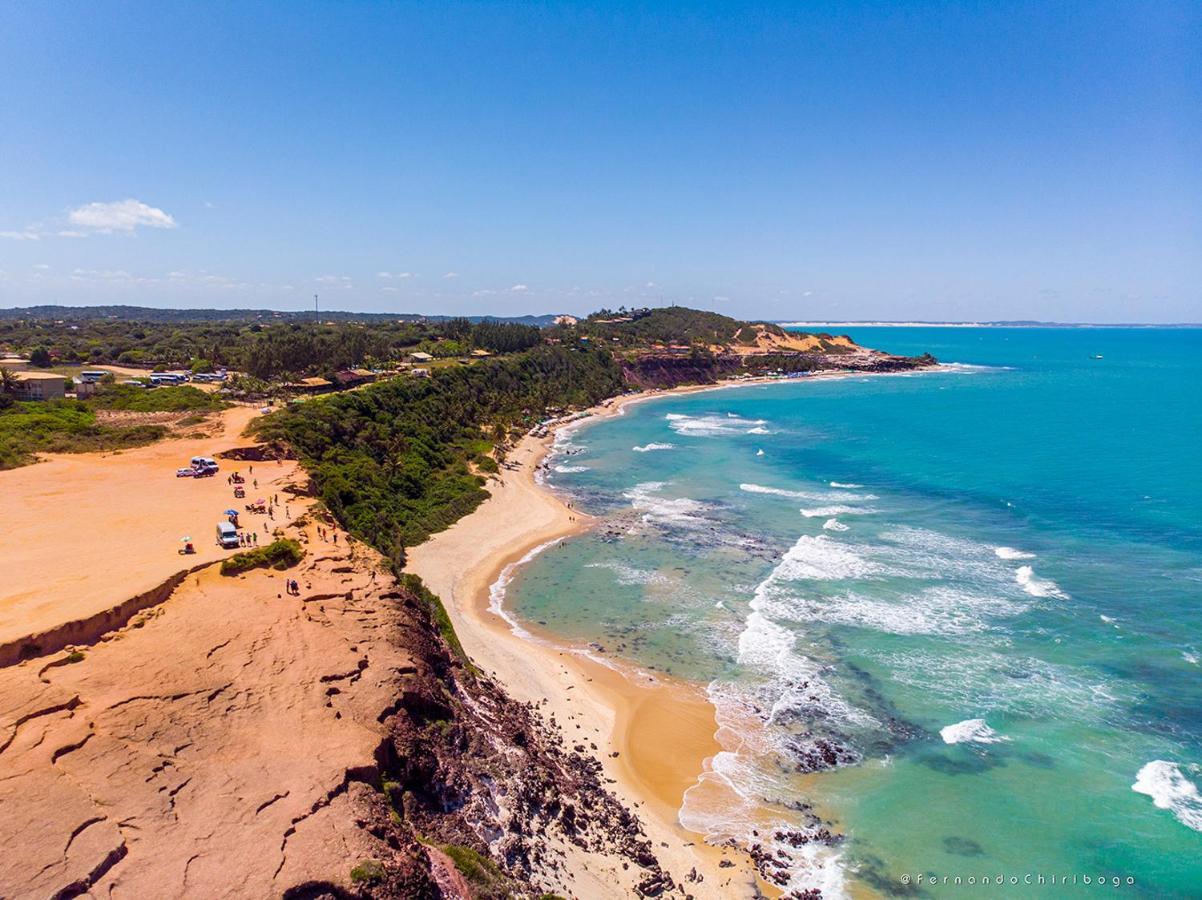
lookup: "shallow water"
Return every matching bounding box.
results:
[506,327,1202,896]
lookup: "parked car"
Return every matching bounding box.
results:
[176,467,196,477]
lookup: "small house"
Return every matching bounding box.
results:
[407,351,434,364]
[11,371,66,401]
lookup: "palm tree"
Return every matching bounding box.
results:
[0,366,17,396]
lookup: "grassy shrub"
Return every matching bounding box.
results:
[220,539,304,575]
[91,384,226,412]
[0,400,167,469]
[441,844,515,897]
[349,860,385,885]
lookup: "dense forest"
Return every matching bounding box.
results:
[251,344,625,559]
[0,314,541,381]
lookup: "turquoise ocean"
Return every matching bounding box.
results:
[503,327,1202,897]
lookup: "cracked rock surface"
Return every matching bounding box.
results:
[0,519,412,899]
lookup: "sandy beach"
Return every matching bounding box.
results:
[405,384,774,897]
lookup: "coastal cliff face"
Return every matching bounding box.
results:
[363,579,676,899]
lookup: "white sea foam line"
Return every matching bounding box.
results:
[553,464,590,473]
[487,538,565,638]
[995,546,1036,560]
[623,481,712,528]
[800,504,876,518]
[632,442,675,452]
[829,481,863,489]
[1132,761,1202,832]
[740,482,877,502]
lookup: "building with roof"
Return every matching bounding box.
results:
[11,371,66,401]
[406,351,434,363]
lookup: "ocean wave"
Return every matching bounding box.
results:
[487,538,564,638]
[665,412,769,437]
[801,504,875,518]
[741,483,876,503]
[829,481,863,489]
[623,481,712,528]
[823,518,849,532]
[870,648,1123,718]
[940,718,1010,744]
[1183,652,1199,666]
[632,442,675,452]
[746,426,772,434]
[777,585,1024,637]
[995,546,1036,560]
[1016,565,1068,598]
[553,464,590,473]
[1132,761,1202,832]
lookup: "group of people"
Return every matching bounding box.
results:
[239,531,259,547]
[284,578,301,596]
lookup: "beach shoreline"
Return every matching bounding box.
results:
[404,372,880,894]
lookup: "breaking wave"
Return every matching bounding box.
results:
[632,442,675,452]
[623,481,712,528]
[1132,761,1202,832]
[940,718,1010,744]
[1015,565,1068,598]
[995,546,1036,560]
[666,412,769,437]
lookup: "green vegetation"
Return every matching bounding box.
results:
[0,310,542,382]
[349,859,386,885]
[64,651,85,664]
[439,843,517,898]
[89,383,227,412]
[252,345,623,554]
[557,305,790,348]
[219,539,304,575]
[0,399,167,469]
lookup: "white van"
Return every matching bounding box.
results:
[216,521,240,549]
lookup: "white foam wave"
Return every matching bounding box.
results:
[623,481,711,528]
[829,481,862,489]
[801,505,875,518]
[632,442,675,452]
[746,426,771,434]
[823,518,849,532]
[741,483,875,503]
[756,449,765,456]
[1132,761,1202,831]
[780,586,1024,637]
[665,412,768,437]
[553,464,590,473]
[940,718,1010,744]
[1183,652,1199,666]
[995,546,1036,560]
[1016,565,1068,598]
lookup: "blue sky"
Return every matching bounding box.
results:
[0,1,1198,322]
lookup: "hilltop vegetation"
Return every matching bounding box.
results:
[554,305,857,354]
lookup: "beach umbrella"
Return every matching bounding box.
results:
[224,509,239,516]
[179,536,191,542]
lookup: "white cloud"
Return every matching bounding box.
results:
[380,285,399,293]
[443,271,459,279]
[377,271,413,279]
[0,230,40,241]
[510,283,528,292]
[33,264,51,270]
[67,199,177,233]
